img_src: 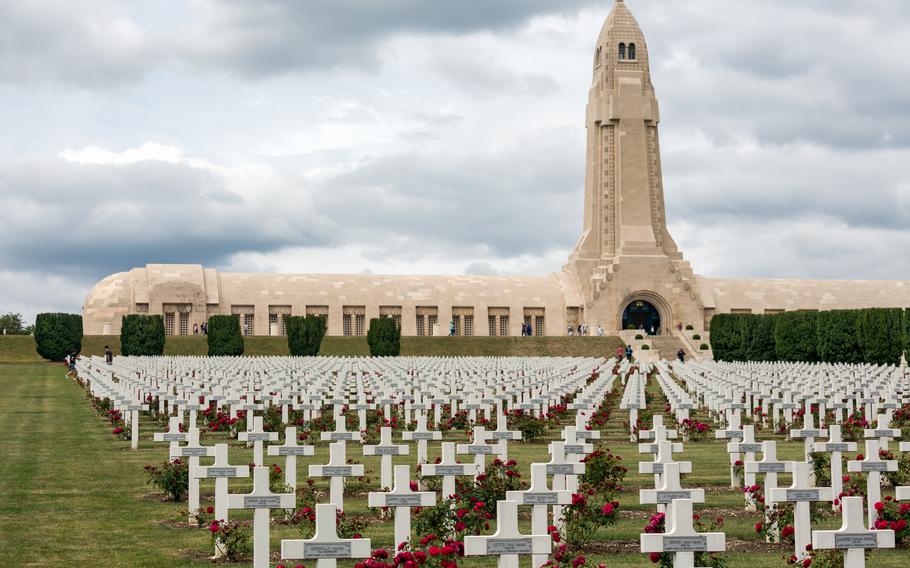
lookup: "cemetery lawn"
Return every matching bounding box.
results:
[2,363,908,567]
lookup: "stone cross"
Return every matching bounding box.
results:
[560,426,594,493]
[640,462,705,523]
[769,461,834,561]
[465,500,552,568]
[420,441,481,499]
[226,466,295,568]
[401,413,442,466]
[638,415,677,442]
[281,503,372,568]
[714,410,744,487]
[507,463,573,568]
[489,411,522,461]
[546,441,586,526]
[191,443,250,522]
[812,496,895,568]
[153,416,186,456]
[640,499,726,568]
[121,400,149,450]
[368,464,436,549]
[812,425,857,510]
[267,426,315,491]
[172,427,216,521]
[239,416,278,466]
[363,426,409,490]
[864,413,901,451]
[320,414,360,446]
[573,411,602,441]
[457,426,504,477]
[727,425,761,508]
[791,404,827,476]
[847,439,898,527]
[745,441,793,508]
[310,441,365,511]
[640,440,692,490]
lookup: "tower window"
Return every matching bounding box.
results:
[618,43,626,60]
[628,43,636,60]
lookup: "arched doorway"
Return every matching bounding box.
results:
[622,299,662,335]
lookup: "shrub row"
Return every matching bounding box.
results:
[367,317,401,357]
[711,308,909,364]
[286,315,326,357]
[34,313,83,361]
[120,315,165,356]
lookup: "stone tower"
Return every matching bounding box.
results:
[564,0,704,333]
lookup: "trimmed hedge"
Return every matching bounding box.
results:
[367,317,400,357]
[286,315,326,357]
[857,308,903,365]
[120,315,165,357]
[207,315,244,357]
[34,313,83,361]
[711,307,906,364]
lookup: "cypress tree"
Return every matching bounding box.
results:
[207,315,244,357]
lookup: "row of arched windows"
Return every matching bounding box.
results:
[618,42,636,60]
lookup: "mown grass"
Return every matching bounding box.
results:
[1,364,907,567]
[1,335,624,363]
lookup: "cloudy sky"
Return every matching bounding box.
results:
[2,0,909,323]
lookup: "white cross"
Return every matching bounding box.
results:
[363,426,409,490]
[368,464,436,549]
[401,413,442,466]
[715,411,744,488]
[119,400,148,450]
[226,466,295,568]
[863,413,901,451]
[573,411,602,441]
[153,416,187,456]
[267,426,315,491]
[171,427,216,521]
[507,463,573,568]
[465,500,552,568]
[546,441,585,527]
[320,414,360,446]
[309,441,365,511]
[640,499,726,568]
[239,416,278,466]
[191,443,250,522]
[640,462,705,523]
[813,425,857,510]
[745,440,793,543]
[727,425,761,509]
[457,426,505,477]
[847,439,898,527]
[281,503,372,568]
[769,461,834,561]
[489,411,522,460]
[812,496,895,568]
[421,441,481,500]
[640,440,692,490]
[560,426,593,493]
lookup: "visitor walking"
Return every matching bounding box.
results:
[568,325,574,336]
[596,324,605,337]
[201,322,207,335]
[449,320,455,336]
[625,344,633,362]
[677,349,685,363]
[104,345,113,365]
[193,323,199,335]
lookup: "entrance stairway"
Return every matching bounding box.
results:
[650,335,691,361]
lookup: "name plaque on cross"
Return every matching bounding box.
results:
[860,462,890,472]
[834,533,879,549]
[385,495,424,507]
[664,536,708,552]
[657,491,692,504]
[467,446,493,455]
[375,447,402,456]
[786,490,821,502]
[825,444,850,452]
[872,430,895,437]
[564,444,587,454]
[276,447,312,456]
[738,444,762,453]
[523,493,560,505]
[435,466,469,476]
[161,433,185,442]
[410,433,437,440]
[246,433,274,442]
[547,464,577,476]
[797,430,822,438]
[244,496,282,508]
[759,463,787,473]
[206,467,239,478]
[491,432,516,440]
[323,466,354,476]
[301,542,353,559]
[487,539,534,554]
[181,447,211,457]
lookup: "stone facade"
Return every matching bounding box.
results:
[83,0,910,338]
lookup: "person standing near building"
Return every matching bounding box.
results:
[625,344,633,362]
[104,345,113,365]
[677,349,685,363]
